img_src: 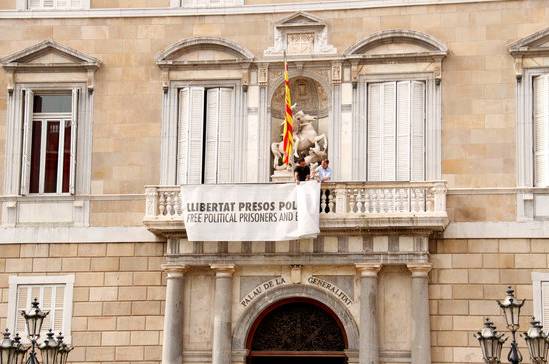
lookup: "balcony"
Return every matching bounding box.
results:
[143,181,448,237]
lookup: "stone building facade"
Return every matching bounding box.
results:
[0,0,549,364]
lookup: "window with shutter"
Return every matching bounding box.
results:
[8,275,74,343]
[177,86,235,184]
[534,74,549,187]
[367,80,426,181]
[28,0,83,9]
[20,89,78,195]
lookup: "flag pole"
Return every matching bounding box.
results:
[282,50,294,168]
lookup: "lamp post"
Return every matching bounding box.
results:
[476,286,549,364]
[1,298,73,364]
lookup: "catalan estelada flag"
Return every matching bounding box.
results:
[282,54,294,165]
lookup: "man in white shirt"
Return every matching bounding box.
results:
[314,159,332,182]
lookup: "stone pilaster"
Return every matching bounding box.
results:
[161,263,188,364]
[356,263,382,364]
[407,264,432,364]
[211,264,236,364]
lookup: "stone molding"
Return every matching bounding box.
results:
[161,263,189,278]
[232,283,360,351]
[355,263,382,277]
[211,264,236,277]
[406,263,432,277]
[156,36,255,66]
[264,11,336,57]
[0,0,508,19]
[344,29,448,58]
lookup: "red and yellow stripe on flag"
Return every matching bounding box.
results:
[282,58,293,165]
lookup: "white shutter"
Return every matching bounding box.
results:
[367,83,382,181]
[534,74,549,187]
[411,81,426,181]
[177,88,189,184]
[203,88,234,184]
[69,88,79,194]
[204,88,219,184]
[177,87,205,184]
[396,81,411,181]
[29,0,41,9]
[216,88,234,183]
[382,82,397,181]
[20,89,34,195]
[43,0,54,8]
[542,281,549,326]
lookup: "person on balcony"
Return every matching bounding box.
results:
[314,159,332,182]
[294,158,311,184]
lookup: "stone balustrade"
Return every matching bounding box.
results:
[143,181,448,236]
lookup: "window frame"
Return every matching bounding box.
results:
[16,85,80,196]
[26,90,77,195]
[2,82,92,227]
[170,0,243,8]
[532,272,549,326]
[518,68,549,188]
[161,79,246,185]
[7,275,75,343]
[16,0,90,10]
[354,72,439,181]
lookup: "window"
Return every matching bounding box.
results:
[28,0,83,9]
[174,0,243,7]
[534,74,549,187]
[366,80,425,181]
[20,89,78,195]
[7,275,74,343]
[177,86,234,184]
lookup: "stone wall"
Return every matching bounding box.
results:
[0,242,166,364]
[0,1,548,224]
[430,238,548,364]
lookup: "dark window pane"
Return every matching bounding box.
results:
[44,121,60,193]
[33,95,72,113]
[62,121,71,193]
[29,121,42,194]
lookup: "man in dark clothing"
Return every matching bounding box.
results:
[294,158,311,184]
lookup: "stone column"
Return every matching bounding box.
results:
[161,263,188,364]
[356,263,382,364]
[211,264,236,364]
[407,264,433,364]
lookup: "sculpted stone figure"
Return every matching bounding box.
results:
[271,106,328,171]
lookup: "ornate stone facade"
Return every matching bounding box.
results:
[0,1,548,364]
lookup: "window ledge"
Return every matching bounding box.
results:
[1,195,88,227]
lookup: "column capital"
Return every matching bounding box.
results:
[355,263,382,277]
[407,263,432,277]
[161,263,189,277]
[211,264,236,277]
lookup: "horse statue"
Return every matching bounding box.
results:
[271,106,328,170]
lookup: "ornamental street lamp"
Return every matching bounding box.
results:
[0,329,16,364]
[21,298,49,364]
[1,298,73,364]
[523,318,549,364]
[54,334,72,364]
[476,286,549,364]
[475,318,507,364]
[12,334,30,364]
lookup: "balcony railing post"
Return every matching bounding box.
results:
[335,186,347,214]
[433,181,447,213]
[145,186,158,219]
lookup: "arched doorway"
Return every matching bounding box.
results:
[246,298,348,364]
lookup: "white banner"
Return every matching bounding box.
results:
[181,181,320,241]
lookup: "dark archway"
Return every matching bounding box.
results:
[246,298,348,364]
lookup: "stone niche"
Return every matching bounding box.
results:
[270,76,329,172]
